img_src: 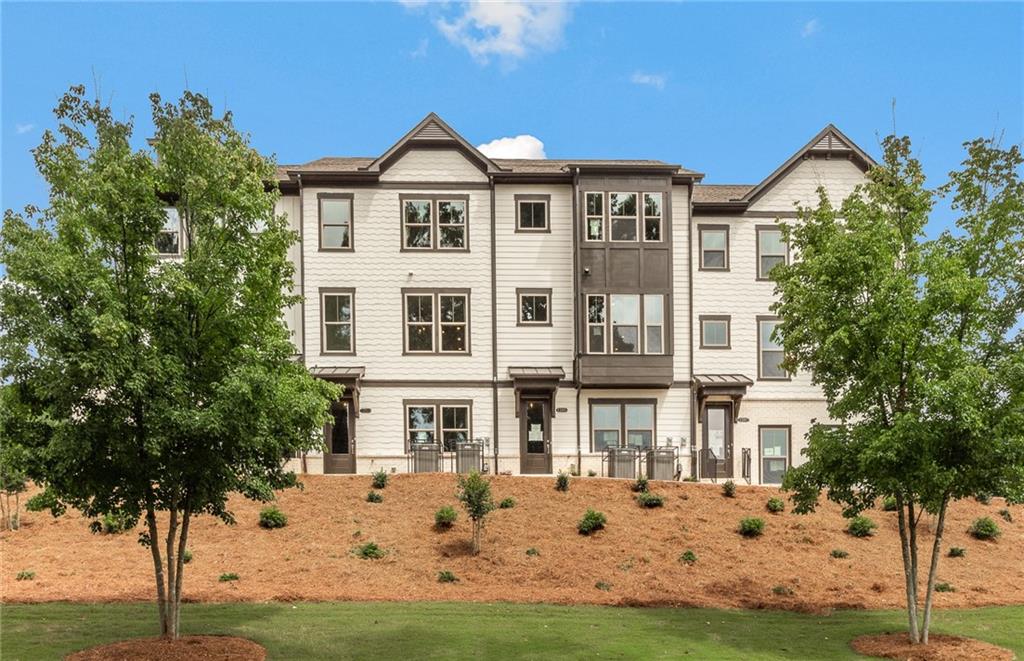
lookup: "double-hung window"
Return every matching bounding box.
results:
[591,401,656,451]
[321,289,354,353]
[157,208,181,255]
[406,402,472,451]
[699,225,729,270]
[643,192,662,241]
[756,226,787,280]
[319,194,353,250]
[403,290,470,354]
[402,197,468,250]
[517,289,551,325]
[758,317,787,379]
[585,192,604,241]
[700,315,730,349]
[759,426,790,484]
[586,294,666,354]
[516,195,549,232]
[609,192,638,241]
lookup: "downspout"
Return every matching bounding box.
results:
[572,167,582,473]
[687,180,696,480]
[490,177,499,474]
[298,173,308,475]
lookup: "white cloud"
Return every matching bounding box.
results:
[15,123,35,135]
[424,1,573,65]
[410,37,429,58]
[477,134,546,159]
[630,71,667,91]
[801,18,821,38]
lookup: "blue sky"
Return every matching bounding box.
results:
[2,1,1022,238]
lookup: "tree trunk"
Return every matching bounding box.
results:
[164,507,179,639]
[472,520,481,555]
[13,492,19,530]
[921,497,950,644]
[171,505,192,639]
[0,492,7,531]
[144,496,169,638]
[895,494,921,643]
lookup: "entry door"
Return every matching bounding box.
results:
[520,397,552,474]
[703,404,733,479]
[324,400,356,474]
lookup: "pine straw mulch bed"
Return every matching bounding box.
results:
[850,633,1015,661]
[2,474,1022,612]
[65,635,266,661]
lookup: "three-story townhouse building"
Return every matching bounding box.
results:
[226,114,876,483]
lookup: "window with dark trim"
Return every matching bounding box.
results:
[403,290,470,354]
[758,317,788,379]
[756,226,787,280]
[156,208,181,255]
[699,315,730,349]
[586,294,665,354]
[585,192,604,241]
[402,196,468,251]
[517,289,551,325]
[319,194,353,250]
[643,192,662,241]
[759,426,790,484]
[591,400,656,451]
[609,192,638,241]
[321,290,355,353]
[699,225,729,270]
[515,195,549,232]
[405,401,472,451]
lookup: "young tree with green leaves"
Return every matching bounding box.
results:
[0,86,339,639]
[777,135,1024,645]
[456,471,495,555]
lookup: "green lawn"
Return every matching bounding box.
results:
[1,602,1021,660]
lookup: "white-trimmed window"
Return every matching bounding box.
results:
[643,192,662,241]
[404,291,469,354]
[439,294,468,352]
[585,192,604,241]
[699,226,729,270]
[587,294,665,354]
[407,405,436,446]
[437,200,466,249]
[319,195,353,250]
[758,317,787,379]
[700,316,730,349]
[611,294,640,353]
[757,226,787,280]
[157,208,181,255]
[518,290,550,325]
[760,426,790,484]
[644,294,664,354]
[516,198,548,231]
[591,404,620,451]
[406,402,471,451]
[402,198,468,250]
[587,294,606,353]
[609,192,638,241]
[591,401,655,451]
[441,405,470,451]
[321,291,354,353]
[403,200,432,249]
[405,294,434,352]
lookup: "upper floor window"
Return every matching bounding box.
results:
[757,226,787,280]
[585,192,604,241]
[319,194,353,251]
[402,197,468,251]
[516,195,550,232]
[591,400,656,451]
[699,225,729,270]
[517,289,551,325]
[758,317,788,380]
[157,208,181,255]
[321,289,354,354]
[404,290,470,354]
[586,294,665,354]
[406,401,472,451]
[699,315,730,349]
[609,192,638,241]
[643,193,662,241]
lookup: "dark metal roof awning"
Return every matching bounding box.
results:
[509,367,566,418]
[694,374,753,420]
[309,366,366,416]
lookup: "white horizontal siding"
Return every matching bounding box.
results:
[275,195,303,352]
[671,185,692,382]
[379,149,488,183]
[749,157,865,212]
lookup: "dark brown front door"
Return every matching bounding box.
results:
[703,404,733,479]
[520,397,552,474]
[324,400,356,474]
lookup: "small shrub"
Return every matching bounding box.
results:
[721,480,736,498]
[258,506,287,529]
[847,516,877,538]
[683,476,698,483]
[578,509,607,535]
[771,585,794,596]
[830,549,849,559]
[595,581,612,591]
[219,573,239,582]
[636,492,664,508]
[96,512,133,535]
[366,490,383,504]
[882,496,898,511]
[679,550,697,565]
[632,475,649,493]
[434,505,457,529]
[766,497,785,514]
[976,493,992,505]
[587,470,597,477]
[948,547,966,558]
[738,517,765,538]
[498,497,516,509]
[555,472,570,492]
[371,469,389,490]
[526,547,540,557]
[353,542,387,560]
[182,549,193,564]
[969,517,1000,540]
[998,508,1013,523]
[569,466,581,477]
[437,570,458,583]
[935,582,955,593]
[16,570,35,581]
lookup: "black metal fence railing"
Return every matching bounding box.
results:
[698,448,718,483]
[741,448,752,484]
[645,447,677,481]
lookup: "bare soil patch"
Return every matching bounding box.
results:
[850,633,1015,660]
[65,635,265,661]
[3,474,1022,611]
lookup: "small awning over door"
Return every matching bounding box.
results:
[694,374,753,421]
[508,366,565,418]
[309,366,365,416]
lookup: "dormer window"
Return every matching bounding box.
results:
[401,196,469,251]
[156,208,180,255]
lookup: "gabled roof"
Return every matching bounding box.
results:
[361,112,508,175]
[740,124,876,205]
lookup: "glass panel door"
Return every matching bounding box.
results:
[526,401,547,454]
[331,402,350,455]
